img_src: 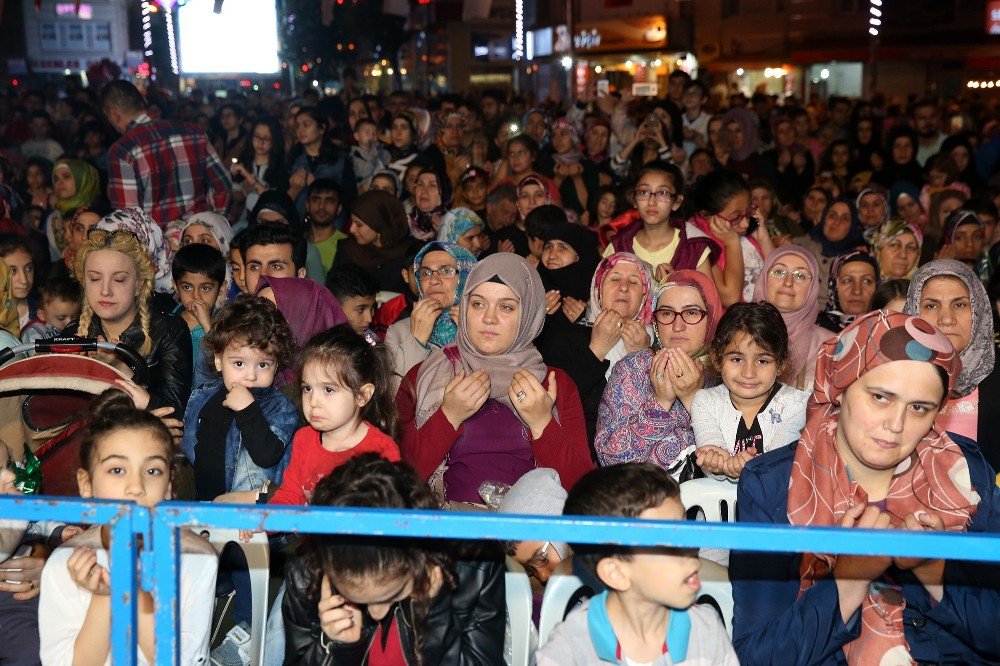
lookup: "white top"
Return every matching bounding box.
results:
[39,526,218,666]
[691,383,809,481]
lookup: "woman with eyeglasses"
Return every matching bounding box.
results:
[690,169,776,305]
[595,270,723,478]
[752,245,830,390]
[385,241,477,391]
[605,162,720,283]
[795,196,866,306]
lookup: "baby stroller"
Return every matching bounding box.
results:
[0,337,149,497]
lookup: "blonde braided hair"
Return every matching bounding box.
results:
[75,229,155,356]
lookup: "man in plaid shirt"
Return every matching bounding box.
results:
[101,81,232,228]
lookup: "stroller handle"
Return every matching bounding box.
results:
[0,337,150,386]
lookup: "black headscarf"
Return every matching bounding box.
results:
[249,189,302,234]
[536,222,601,302]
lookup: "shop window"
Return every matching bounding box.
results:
[66,23,86,48]
[93,23,111,50]
[39,22,60,50]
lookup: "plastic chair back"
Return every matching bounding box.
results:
[537,558,585,648]
[202,528,270,666]
[696,557,734,637]
[680,477,738,522]
[504,557,533,666]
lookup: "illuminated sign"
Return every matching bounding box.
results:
[573,29,600,50]
[55,3,93,18]
[513,0,523,60]
[988,0,1000,34]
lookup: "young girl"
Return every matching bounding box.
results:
[282,453,506,664]
[692,302,809,480]
[605,161,720,283]
[38,390,217,665]
[0,235,36,331]
[219,324,400,509]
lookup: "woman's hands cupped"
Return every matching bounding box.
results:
[509,369,557,440]
[544,290,562,316]
[440,369,491,430]
[650,348,677,410]
[589,310,623,361]
[666,349,704,410]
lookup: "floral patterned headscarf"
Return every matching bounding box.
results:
[413,241,477,349]
[96,207,175,294]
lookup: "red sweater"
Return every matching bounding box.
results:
[269,422,400,506]
[397,363,593,492]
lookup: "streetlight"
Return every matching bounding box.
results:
[561,56,573,70]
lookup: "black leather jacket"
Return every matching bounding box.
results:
[64,309,193,415]
[282,554,507,666]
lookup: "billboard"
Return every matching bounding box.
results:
[177,0,280,74]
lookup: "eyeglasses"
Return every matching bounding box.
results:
[768,267,813,283]
[634,189,676,203]
[653,307,707,325]
[522,542,552,579]
[715,203,759,226]
[416,266,459,279]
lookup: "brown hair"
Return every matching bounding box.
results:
[564,463,681,577]
[78,389,173,474]
[298,325,398,439]
[203,295,297,369]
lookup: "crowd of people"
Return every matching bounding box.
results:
[0,70,999,665]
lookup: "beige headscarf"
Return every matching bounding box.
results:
[414,253,548,427]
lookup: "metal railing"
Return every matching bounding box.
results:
[3,495,1000,665]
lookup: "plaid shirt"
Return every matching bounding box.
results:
[107,113,232,227]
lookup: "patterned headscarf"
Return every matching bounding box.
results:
[182,212,235,304]
[436,208,484,247]
[821,249,880,331]
[722,107,760,162]
[414,241,477,349]
[872,218,923,279]
[787,310,977,666]
[904,259,995,399]
[584,252,654,326]
[96,207,175,294]
[938,209,985,248]
[53,159,100,214]
[550,117,583,166]
[414,253,548,427]
[0,259,18,336]
[407,168,453,242]
[855,183,890,243]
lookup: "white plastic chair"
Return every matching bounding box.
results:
[504,557,533,666]
[202,528,270,666]
[537,558,585,648]
[680,478,738,523]
[696,557,734,637]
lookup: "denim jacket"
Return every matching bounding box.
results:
[181,380,299,492]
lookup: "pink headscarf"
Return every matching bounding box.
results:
[584,252,654,326]
[752,245,821,380]
[254,276,348,349]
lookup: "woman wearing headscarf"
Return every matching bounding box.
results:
[936,209,990,283]
[397,253,592,507]
[537,117,599,216]
[334,189,420,294]
[538,250,654,449]
[385,241,476,391]
[873,124,924,191]
[386,110,447,186]
[941,133,987,198]
[595,270,723,478]
[96,206,177,314]
[795,197,866,305]
[437,207,486,257]
[45,158,100,262]
[905,259,996,443]
[855,183,890,244]
[522,108,550,149]
[722,107,766,179]
[254,275,348,386]
[753,245,831,390]
[408,168,453,242]
[873,218,923,280]
[816,249,880,333]
[731,309,1000,666]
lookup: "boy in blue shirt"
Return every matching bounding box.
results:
[172,243,226,370]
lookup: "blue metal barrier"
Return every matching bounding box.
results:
[2,495,1000,665]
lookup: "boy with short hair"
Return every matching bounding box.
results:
[351,117,390,188]
[20,277,82,344]
[537,463,738,666]
[171,243,226,369]
[325,264,380,337]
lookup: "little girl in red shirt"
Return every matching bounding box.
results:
[217,324,399,509]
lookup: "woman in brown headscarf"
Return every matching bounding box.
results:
[397,253,592,507]
[332,189,420,293]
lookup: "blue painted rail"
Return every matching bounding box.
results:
[2,495,1000,665]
